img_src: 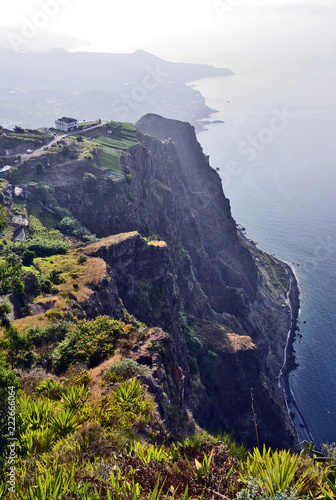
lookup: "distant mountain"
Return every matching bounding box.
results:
[0,26,88,52]
[0,48,233,129]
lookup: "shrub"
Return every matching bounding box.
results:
[59,216,95,242]
[35,162,43,175]
[28,320,70,348]
[15,461,74,498]
[83,172,97,191]
[0,324,33,370]
[61,384,89,410]
[242,446,309,497]
[21,267,40,296]
[51,317,134,373]
[51,408,80,438]
[35,378,64,400]
[48,269,65,285]
[22,249,35,266]
[106,358,151,383]
[26,231,70,257]
[84,151,93,161]
[19,395,55,432]
[75,370,91,388]
[93,379,153,430]
[77,254,87,265]
[40,278,52,294]
[45,310,63,322]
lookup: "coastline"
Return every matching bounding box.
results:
[238,229,314,447]
[278,261,315,446]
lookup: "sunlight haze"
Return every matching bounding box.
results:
[0,0,335,62]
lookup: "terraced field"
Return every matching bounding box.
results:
[92,122,139,151]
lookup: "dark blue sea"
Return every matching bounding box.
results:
[192,49,336,448]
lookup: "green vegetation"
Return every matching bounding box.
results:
[1,124,336,500]
[96,147,121,172]
[59,215,95,241]
[52,317,134,373]
[26,215,70,256]
[106,358,151,383]
[0,128,50,155]
[92,122,139,151]
[243,242,289,295]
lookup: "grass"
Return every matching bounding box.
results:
[28,202,59,230]
[96,148,121,172]
[85,231,138,252]
[34,252,108,303]
[148,240,167,247]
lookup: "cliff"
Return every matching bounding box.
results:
[12,115,297,448]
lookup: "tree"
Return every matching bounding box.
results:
[84,151,93,161]
[13,126,24,134]
[21,268,39,296]
[83,172,97,191]
[0,324,32,370]
[35,162,43,175]
[22,249,35,266]
[0,205,7,232]
[40,278,52,294]
[0,262,24,327]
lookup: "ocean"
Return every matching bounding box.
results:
[192,48,336,448]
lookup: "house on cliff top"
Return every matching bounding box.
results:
[55,117,78,132]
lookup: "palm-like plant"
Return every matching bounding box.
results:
[131,441,170,464]
[15,462,74,500]
[0,483,8,500]
[242,446,308,497]
[19,395,55,431]
[50,408,80,438]
[61,384,89,410]
[21,428,55,457]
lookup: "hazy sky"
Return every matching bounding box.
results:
[1,0,335,62]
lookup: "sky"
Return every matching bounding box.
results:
[0,0,335,63]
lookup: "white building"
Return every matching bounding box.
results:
[55,117,78,132]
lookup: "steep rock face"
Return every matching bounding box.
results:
[48,115,296,448]
[85,232,188,376]
[136,114,258,306]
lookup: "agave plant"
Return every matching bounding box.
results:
[61,384,90,410]
[131,441,171,464]
[19,395,55,431]
[242,446,308,497]
[50,408,80,438]
[0,483,8,500]
[113,378,143,404]
[15,462,74,500]
[21,428,55,457]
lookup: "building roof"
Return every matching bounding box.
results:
[0,165,12,173]
[57,117,78,123]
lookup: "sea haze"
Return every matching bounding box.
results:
[193,48,336,447]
